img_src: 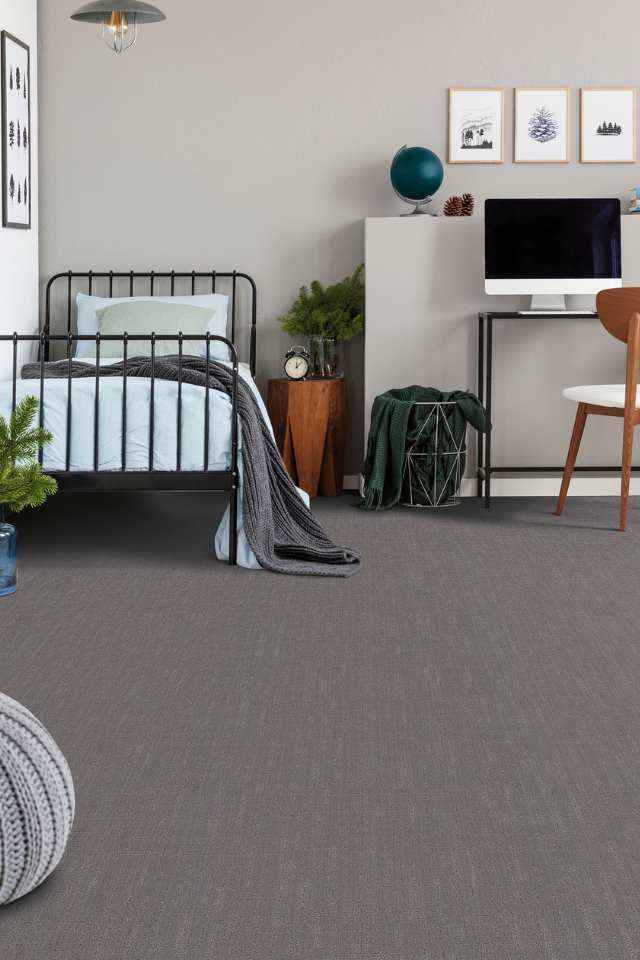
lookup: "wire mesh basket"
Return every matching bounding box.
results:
[401,401,467,508]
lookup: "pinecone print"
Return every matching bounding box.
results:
[460,193,475,217]
[443,195,463,217]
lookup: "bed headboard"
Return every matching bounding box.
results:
[43,270,257,376]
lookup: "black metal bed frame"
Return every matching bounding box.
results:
[1,270,258,565]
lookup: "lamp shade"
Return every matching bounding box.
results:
[71,1,166,24]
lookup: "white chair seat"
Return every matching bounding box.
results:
[562,384,640,408]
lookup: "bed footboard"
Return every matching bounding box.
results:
[1,331,241,566]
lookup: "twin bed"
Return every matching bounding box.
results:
[0,269,261,567]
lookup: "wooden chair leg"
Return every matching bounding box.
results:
[555,403,587,516]
[620,412,635,531]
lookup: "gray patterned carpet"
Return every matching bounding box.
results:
[2,492,640,959]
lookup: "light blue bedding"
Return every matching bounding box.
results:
[0,361,301,570]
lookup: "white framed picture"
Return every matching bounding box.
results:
[581,87,636,163]
[1,31,31,228]
[514,88,569,163]
[448,88,503,164]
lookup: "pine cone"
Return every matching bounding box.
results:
[443,195,462,217]
[460,193,475,217]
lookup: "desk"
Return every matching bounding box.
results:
[476,311,640,507]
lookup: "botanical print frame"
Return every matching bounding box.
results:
[581,87,636,163]
[1,31,31,228]
[448,88,504,164]
[514,87,569,163]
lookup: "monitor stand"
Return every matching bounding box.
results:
[516,293,591,316]
[528,293,566,312]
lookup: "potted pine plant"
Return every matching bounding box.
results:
[0,396,57,597]
[279,265,364,378]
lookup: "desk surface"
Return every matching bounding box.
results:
[480,311,598,320]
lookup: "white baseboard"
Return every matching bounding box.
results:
[346,475,640,497]
[459,477,640,497]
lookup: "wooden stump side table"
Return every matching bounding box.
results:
[267,378,347,497]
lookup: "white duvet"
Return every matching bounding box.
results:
[0,361,285,569]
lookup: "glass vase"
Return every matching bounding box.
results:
[0,520,17,597]
[308,336,340,379]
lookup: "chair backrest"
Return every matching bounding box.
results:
[596,288,640,343]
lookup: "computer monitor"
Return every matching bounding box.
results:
[484,198,622,311]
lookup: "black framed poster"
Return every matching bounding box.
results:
[1,31,31,229]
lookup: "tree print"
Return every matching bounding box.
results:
[17,182,21,204]
[15,66,20,90]
[596,120,622,136]
[528,106,558,143]
[9,174,15,201]
[23,76,26,99]
[24,179,27,208]
[9,67,13,91]
[16,120,20,147]
[8,121,14,148]
[461,118,494,150]
[22,126,27,149]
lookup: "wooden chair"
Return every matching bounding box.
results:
[556,288,640,531]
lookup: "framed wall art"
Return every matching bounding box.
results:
[514,87,569,163]
[1,31,31,228]
[448,88,504,164]
[581,87,636,163]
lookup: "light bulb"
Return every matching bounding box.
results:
[102,10,137,54]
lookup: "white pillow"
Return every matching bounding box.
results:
[75,292,229,360]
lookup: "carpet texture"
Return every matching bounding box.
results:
[2,493,640,959]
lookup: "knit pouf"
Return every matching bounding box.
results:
[0,693,75,906]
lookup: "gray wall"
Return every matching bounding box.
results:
[37,0,640,473]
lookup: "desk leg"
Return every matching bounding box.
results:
[477,313,484,498]
[484,315,492,508]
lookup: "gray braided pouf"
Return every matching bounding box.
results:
[0,693,75,906]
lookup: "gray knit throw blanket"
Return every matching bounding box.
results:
[22,356,360,577]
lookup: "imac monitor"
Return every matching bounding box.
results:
[484,198,621,311]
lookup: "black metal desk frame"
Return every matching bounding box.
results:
[477,310,640,507]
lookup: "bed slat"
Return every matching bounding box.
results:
[38,334,45,466]
[94,334,101,471]
[65,334,74,470]
[149,333,155,471]
[204,335,210,470]
[177,333,183,471]
[11,333,17,413]
[121,334,128,471]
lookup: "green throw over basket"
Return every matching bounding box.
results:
[361,386,487,511]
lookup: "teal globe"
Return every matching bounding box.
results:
[390,145,444,214]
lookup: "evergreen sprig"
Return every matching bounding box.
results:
[279,265,364,341]
[0,396,57,514]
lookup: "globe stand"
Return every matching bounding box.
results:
[392,188,437,217]
[402,198,437,217]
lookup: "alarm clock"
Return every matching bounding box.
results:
[284,346,310,381]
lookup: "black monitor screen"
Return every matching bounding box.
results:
[484,198,621,279]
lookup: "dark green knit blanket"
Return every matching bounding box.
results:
[361,385,487,511]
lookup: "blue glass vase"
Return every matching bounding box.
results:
[0,520,17,597]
